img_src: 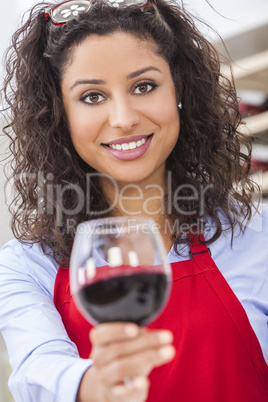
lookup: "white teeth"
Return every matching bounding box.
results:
[109,137,148,151]
[129,142,137,150]
[121,143,129,151]
[137,138,146,147]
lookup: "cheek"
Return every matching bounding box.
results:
[147,86,179,129]
[154,100,180,135]
[68,110,102,147]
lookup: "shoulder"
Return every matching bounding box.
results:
[0,239,59,296]
[206,203,268,253]
[208,203,268,282]
[0,239,59,274]
[227,203,268,252]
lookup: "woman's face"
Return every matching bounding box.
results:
[61,31,180,185]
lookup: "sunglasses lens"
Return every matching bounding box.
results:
[51,1,91,24]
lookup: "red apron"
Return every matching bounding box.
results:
[54,238,268,401]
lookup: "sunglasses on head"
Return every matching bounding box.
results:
[45,0,154,26]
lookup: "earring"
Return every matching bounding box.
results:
[178,102,182,110]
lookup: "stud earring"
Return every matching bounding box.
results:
[178,102,182,110]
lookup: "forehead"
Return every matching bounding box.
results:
[62,31,169,80]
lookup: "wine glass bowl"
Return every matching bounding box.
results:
[70,217,171,326]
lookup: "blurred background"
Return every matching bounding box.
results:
[0,1,268,401]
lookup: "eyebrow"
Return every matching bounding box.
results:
[70,66,161,90]
[70,79,105,90]
[126,66,161,80]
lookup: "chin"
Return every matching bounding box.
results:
[115,174,148,184]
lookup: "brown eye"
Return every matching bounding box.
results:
[89,94,100,103]
[134,82,156,95]
[139,84,148,93]
[81,92,105,105]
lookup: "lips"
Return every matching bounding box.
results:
[104,134,152,147]
[102,134,153,161]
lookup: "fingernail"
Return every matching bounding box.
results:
[125,324,139,337]
[159,345,175,360]
[158,331,173,344]
[133,376,147,390]
[113,385,125,396]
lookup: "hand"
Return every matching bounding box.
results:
[77,322,175,402]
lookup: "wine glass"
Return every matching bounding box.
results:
[70,216,172,326]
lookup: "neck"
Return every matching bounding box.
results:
[99,173,174,253]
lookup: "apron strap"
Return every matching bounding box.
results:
[187,232,211,258]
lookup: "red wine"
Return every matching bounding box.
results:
[75,272,169,325]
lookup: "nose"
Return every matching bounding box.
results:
[108,96,139,132]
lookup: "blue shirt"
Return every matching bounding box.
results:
[0,205,268,402]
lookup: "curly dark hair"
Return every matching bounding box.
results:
[1,0,257,263]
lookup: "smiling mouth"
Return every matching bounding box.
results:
[103,134,153,151]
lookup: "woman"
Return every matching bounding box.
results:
[0,1,267,401]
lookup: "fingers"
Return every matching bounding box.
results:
[91,327,174,368]
[98,343,175,386]
[87,323,175,402]
[110,376,150,402]
[90,322,140,346]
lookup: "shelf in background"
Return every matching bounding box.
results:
[251,170,268,194]
[240,110,268,137]
[221,48,268,139]
[222,50,268,93]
